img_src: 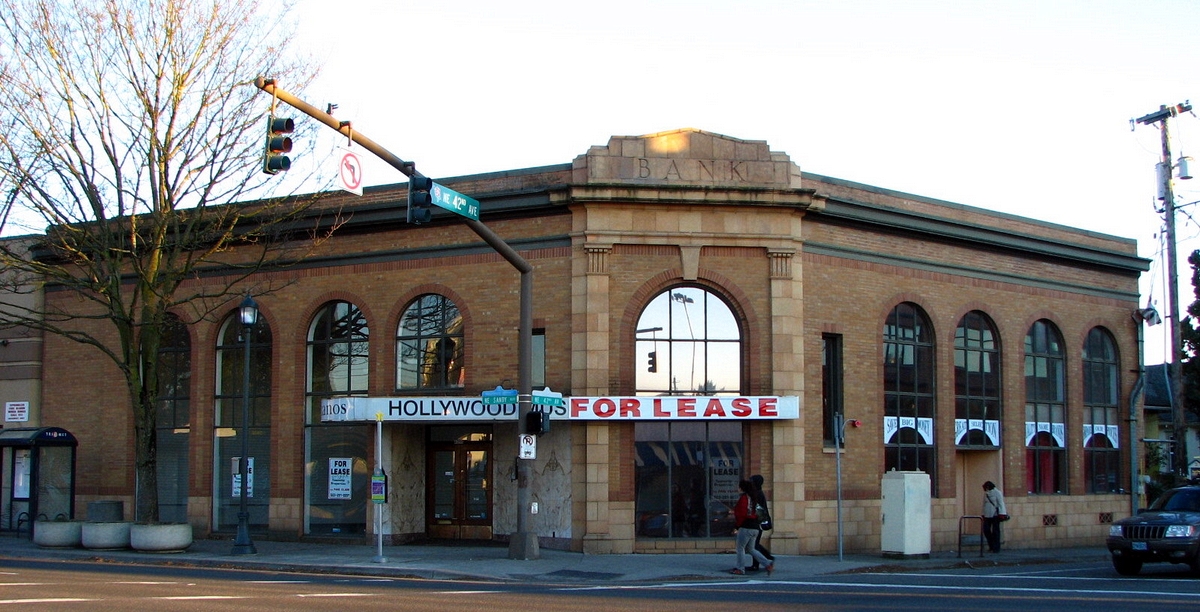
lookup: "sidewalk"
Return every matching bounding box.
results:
[0,533,1112,584]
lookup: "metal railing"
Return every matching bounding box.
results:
[958,515,984,558]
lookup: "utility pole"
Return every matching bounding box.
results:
[1136,102,1194,479]
[254,78,539,560]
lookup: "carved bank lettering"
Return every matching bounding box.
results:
[636,158,751,183]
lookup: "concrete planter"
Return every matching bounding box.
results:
[130,523,193,553]
[33,520,83,548]
[81,521,131,550]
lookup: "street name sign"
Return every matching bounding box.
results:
[430,181,480,221]
[481,385,518,406]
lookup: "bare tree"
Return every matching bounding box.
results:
[0,0,331,522]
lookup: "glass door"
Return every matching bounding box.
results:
[427,427,492,539]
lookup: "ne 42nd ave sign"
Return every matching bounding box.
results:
[430,181,480,221]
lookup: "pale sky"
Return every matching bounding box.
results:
[286,1,1200,364]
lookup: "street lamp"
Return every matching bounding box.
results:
[231,294,259,555]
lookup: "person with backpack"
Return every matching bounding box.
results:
[730,479,774,575]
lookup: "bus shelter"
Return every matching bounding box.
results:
[0,427,77,536]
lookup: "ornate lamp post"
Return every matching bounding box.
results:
[231,294,259,555]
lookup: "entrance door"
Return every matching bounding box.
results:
[956,450,1002,518]
[426,426,492,540]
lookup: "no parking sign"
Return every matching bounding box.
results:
[519,434,536,459]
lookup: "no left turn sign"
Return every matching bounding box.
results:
[338,147,363,195]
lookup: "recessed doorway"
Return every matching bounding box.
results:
[426,426,492,540]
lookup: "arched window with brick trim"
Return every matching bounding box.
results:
[1025,319,1066,494]
[883,302,937,491]
[155,313,190,523]
[954,311,1001,448]
[396,294,464,390]
[634,285,742,397]
[1083,326,1121,493]
[632,285,744,539]
[213,311,272,533]
[305,301,369,535]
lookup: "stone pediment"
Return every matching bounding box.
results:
[572,128,801,189]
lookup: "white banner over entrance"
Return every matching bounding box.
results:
[321,395,799,423]
[322,396,519,422]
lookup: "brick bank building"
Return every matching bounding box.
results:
[34,129,1147,555]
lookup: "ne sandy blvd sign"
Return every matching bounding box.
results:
[430,181,480,221]
[481,385,518,406]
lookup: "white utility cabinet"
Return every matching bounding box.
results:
[880,470,931,558]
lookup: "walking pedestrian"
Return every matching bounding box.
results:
[748,474,775,571]
[981,480,1008,553]
[730,479,774,575]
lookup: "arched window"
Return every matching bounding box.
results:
[954,311,1001,448]
[396,294,464,390]
[632,286,744,539]
[213,310,272,532]
[1025,319,1066,494]
[883,302,936,486]
[306,301,369,535]
[1083,327,1120,493]
[307,301,370,414]
[634,286,742,396]
[155,313,190,523]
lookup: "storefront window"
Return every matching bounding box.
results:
[213,311,272,532]
[1025,319,1066,494]
[883,302,936,490]
[1083,327,1120,493]
[155,313,190,523]
[635,286,741,396]
[305,301,369,535]
[634,421,742,538]
[396,294,464,390]
[954,311,1001,448]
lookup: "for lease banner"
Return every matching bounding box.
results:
[568,396,798,420]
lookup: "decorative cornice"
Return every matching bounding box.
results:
[812,199,1148,275]
[550,183,824,212]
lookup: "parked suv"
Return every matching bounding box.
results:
[1107,485,1200,575]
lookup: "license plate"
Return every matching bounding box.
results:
[1132,541,1148,551]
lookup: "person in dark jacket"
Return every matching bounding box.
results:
[730,479,774,575]
[748,474,775,571]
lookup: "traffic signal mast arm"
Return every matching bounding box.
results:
[255,78,415,180]
[251,77,532,336]
[254,76,541,559]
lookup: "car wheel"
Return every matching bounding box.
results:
[1190,554,1200,577]
[1112,555,1142,576]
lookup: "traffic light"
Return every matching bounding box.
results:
[647,351,657,373]
[263,116,294,175]
[526,410,548,436]
[407,175,434,224]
